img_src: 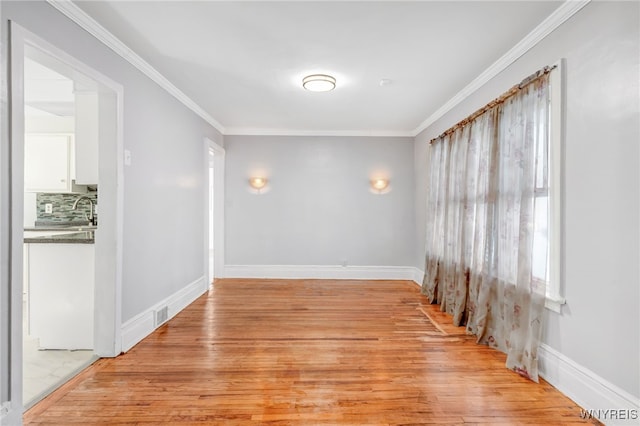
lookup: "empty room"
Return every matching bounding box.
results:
[0,1,638,425]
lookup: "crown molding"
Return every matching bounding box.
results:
[411,0,591,137]
[224,127,414,137]
[45,0,225,134]
[47,0,589,139]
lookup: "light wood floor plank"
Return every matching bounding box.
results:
[24,279,599,425]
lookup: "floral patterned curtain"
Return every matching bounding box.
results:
[422,73,550,382]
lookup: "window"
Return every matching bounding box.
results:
[543,60,565,312]
[526,61,565,312]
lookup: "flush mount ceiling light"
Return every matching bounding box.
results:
[302,74,336,92]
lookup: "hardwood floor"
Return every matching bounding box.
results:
[24,279,597,425]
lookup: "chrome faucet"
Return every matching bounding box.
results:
[72,196,95,225]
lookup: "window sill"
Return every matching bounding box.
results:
[545,295,566,313]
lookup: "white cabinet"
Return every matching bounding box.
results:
[24,134,72,192]
[24,91,99,190]
[74,91,99,185]
[26,242,94,350]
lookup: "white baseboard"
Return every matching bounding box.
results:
[121,276,207,352]
[224,264,423,282]
[539,344,640,425]
[412,268,424,286]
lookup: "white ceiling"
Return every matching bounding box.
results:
[24,57,75,117]
[75,1,562,135]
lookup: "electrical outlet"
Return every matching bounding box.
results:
[45,203,53,214]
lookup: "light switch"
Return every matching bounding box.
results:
[124,149,132,166]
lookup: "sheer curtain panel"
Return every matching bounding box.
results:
[422,72,551,382]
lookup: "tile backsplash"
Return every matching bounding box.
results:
[36,192,98,223]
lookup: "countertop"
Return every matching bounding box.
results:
[24,231,95,244]
[24,226,97,232]
[28,220,96,231]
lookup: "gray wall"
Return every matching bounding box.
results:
[225,135,415,267]
[414,1,639,398]
[1,0,223,322]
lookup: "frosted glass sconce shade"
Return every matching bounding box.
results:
[371,178,389,192]
[249,177,267,190]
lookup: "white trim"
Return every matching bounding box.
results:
[225,265,421,281]
[8,19,26,422]
[411,0,590,136]
[167,278,207,319]
[121,276,207,352]
[120,311,154,355]
[112,74,125,356]
[539,344,640,425]
[544,294,566,314]
[45,0,225,134]
[206,138,226,280]
[546,59,566,314]
[412,268,425,286]
[7,25,125,417]
[224,128,414,138]
[0,0,11,416]
[203,140,212,287]
[12,24,126,359]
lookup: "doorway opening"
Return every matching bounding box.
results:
[22,53,98,408]
[8,23,124,419]
[208,147,215,284]
[204,138,225,288]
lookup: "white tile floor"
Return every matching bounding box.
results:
[23,305,97,409]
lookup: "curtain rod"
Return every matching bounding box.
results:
[429,65,557,145]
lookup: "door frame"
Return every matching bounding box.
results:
[203,137,225,288]
[5,22,124,418]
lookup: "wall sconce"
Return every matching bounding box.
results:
[249,177,267,192]
[371,178,389,193]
